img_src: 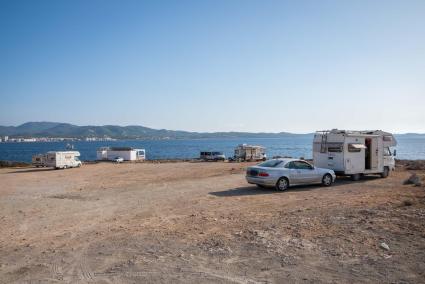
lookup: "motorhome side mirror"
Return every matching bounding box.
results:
[393,149,397,156]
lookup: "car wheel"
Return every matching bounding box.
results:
[380,167,389,178]
[276,177,289,191]
[322,174,333,186]
[351,174,361,181]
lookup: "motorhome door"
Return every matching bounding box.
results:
[369,137,379,170]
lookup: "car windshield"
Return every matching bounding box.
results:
[257,160,283,168]
[212,152,223,155]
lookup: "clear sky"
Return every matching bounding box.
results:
[0,0,424,133]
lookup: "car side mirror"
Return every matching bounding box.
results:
[393,149,397,156]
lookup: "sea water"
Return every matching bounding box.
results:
[0,135,424,162]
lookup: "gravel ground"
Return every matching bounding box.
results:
[0,161,424,283]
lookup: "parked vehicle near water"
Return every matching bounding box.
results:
[246,158,336,191]
[97,147,145,161]
[44,151,82,169]
[234,144,267,161]
[200,151,226,161]
[32,154,47,167]
[313,129,397,180]
[113,156,124,163]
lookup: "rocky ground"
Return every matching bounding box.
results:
[0,161,424,283]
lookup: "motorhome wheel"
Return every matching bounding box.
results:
[351,174,361,181]
[380,167,389,178]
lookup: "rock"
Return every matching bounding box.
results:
[403,174,422,186]
[380,242,390,251]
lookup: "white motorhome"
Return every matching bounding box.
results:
[45,151,82,169]
[313,129,397,180]
[234,144,267,161]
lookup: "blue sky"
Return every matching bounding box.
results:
[0,0,424,133]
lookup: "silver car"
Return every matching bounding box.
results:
[246,158,336,191]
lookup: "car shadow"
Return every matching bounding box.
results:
[209,186,277,197]
[4,168,57,174]
[209,175,384,197]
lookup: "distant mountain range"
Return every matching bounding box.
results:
[0,122,312,139]
[0,122,423,140]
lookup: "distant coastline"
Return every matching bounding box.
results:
[1,122,424,142]
[0,121,313,141]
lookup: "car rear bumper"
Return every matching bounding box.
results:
[246,176,277,187]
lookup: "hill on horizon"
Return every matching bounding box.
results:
[0,122,310,139]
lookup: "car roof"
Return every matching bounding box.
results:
[271,158,302,164]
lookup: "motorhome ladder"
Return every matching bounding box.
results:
[320,132,328,153]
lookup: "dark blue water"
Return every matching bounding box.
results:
[0,136,424,162]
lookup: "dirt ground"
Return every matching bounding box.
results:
[0,161,424,283]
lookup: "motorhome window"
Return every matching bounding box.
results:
[258,160,283,168]
[348,144,361,152]
[327,143,343,152]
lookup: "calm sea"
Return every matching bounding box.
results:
[0,136,424,162]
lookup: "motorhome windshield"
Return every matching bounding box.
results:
[384,147,394,156]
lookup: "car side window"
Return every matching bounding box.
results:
[294,161,313,170]
[285,162,296,169]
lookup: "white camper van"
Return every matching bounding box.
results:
[45,151,82,169]
[32,154,47,167]
[313,130,397,180]
[96,147,145,161]
[234,144,267,161]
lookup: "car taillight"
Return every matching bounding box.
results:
[258,172,269,177]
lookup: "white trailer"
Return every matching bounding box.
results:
[313,129,397,180]
[234,144,267,161]
[96,147,146,161]
[45,151,82,169]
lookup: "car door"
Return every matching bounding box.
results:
[285,161,303,184]
[293,161,317,184]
